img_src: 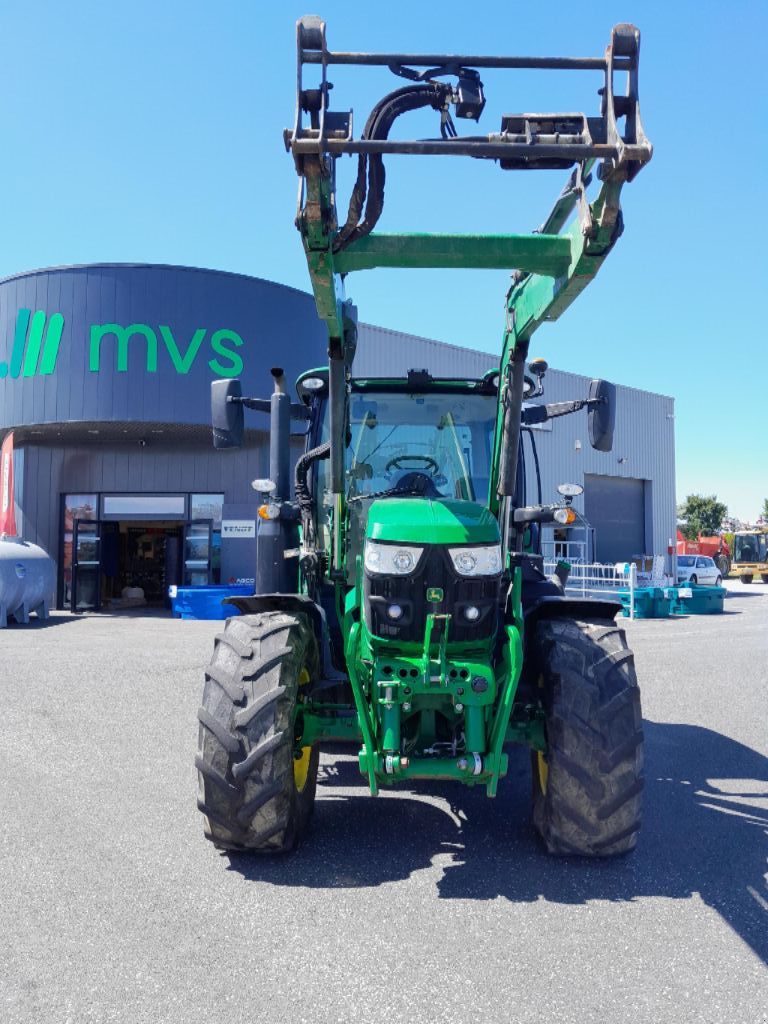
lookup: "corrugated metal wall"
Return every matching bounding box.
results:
[0,264,327,429]
[355,323,498,378]
[2,267,675,585]
[356,324,677,560]
[14,434,306,575]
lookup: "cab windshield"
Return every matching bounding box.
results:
[734,533,767,563]
[345,390,497,503]
[313,388,498,575]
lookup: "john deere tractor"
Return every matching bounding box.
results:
[196,17,652,856]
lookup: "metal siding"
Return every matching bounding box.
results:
[70,270,89,422]
[355,324,496,378]
[355,324,676,563]
[16,439,275,582]
[2,265,675,572]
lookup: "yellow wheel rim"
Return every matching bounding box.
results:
[537,751,549,795]
[294,667,312,792]
[535,673,548,794]
[293,745,312,792]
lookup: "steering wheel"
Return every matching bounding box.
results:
[385,454,440,476]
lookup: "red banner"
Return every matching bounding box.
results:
[0,430,17,536]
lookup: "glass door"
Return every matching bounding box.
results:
[183,519,213,586]
[71,519,102,612]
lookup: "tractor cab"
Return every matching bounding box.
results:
[300,369,501,585]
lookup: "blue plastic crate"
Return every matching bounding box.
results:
[169,584,252,620]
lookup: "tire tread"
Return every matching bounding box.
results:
[532,617,643,857]
[196,612,320,853]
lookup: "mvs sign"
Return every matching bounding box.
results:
[89,322,243,376]
[0,309,245,380]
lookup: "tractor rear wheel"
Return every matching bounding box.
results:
[531,617,643,857]
[196,611,320,852]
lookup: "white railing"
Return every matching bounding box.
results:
[543,559,638,619]
[540,539,589,564]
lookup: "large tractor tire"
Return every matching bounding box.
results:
[531,617,644,857]
[715,554,730,578]
[196,611,320,853]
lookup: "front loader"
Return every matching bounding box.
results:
[196,17,652,856]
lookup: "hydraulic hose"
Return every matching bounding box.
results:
[295,441,331,546]
[333,82,452,253]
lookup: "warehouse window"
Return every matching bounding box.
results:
[101,494,186,517]
[61,494,98,606]
[190,494,224,583]
[190,493,224,527]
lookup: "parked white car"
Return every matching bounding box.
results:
[676,555,722,586]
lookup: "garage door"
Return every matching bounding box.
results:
[584,475,646,563]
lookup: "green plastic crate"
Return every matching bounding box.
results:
[667,585,726,615]
[618,586,671,618]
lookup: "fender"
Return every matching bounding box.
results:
[524,594,623,626]
[224,593,346,684]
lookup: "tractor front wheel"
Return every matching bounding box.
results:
[196,611,319,852]
[741,574,753,584]
[531,618,643,857]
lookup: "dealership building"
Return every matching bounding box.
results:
[0,263,676,611]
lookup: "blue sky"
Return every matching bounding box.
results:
[0,1,765,520]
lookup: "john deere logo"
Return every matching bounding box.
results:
[0,309,64,379]
[1,308,244,379]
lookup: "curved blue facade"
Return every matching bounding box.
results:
[0,263,327,429]
[0,264,330,608]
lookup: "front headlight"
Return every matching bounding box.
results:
[364,540,424,576]
[448,544,502,577]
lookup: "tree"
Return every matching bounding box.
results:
[677,494,728,540]
[761,498,768,523]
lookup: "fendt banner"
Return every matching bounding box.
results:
[0,430,17,536]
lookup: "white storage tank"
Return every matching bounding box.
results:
[0,537,55,627]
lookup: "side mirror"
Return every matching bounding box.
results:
[588,379,616,452]
[211,378,244,449]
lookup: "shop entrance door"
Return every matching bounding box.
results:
[183,519,213,586]
[71,519,102,612]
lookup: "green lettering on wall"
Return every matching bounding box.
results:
[208,329,244,377]
[89,323,158,372]
[158,325,207,374]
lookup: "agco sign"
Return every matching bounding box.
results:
[0,308,244,380]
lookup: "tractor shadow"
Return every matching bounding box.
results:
[225,721,768,964]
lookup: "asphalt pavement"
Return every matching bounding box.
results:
[1,580,766,1024]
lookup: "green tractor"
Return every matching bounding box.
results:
[196,17,652,856]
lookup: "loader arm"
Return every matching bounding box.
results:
[285,16,652,568]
